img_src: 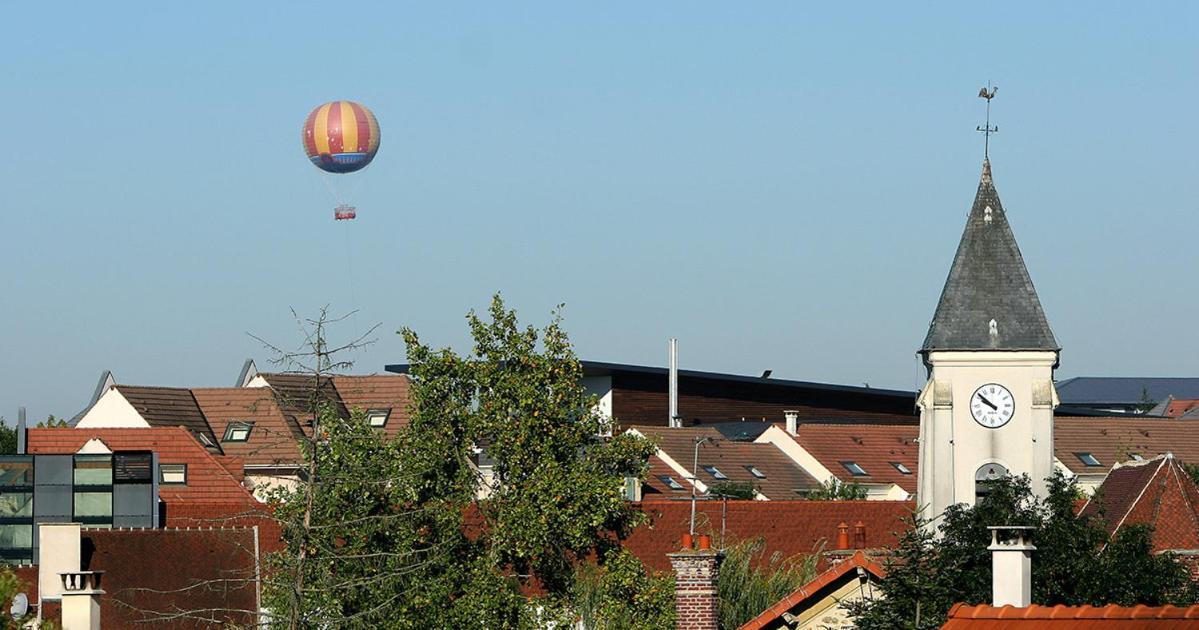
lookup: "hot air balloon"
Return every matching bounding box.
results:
[302,101,380,220]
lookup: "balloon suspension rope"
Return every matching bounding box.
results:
[320,170,363,336]
[342,218,361,337]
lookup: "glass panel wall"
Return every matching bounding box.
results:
[0,457,33,564]
[73,455,113,527]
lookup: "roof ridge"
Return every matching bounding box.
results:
[116,383,193,392]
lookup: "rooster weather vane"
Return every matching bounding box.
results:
[977,84,998,159]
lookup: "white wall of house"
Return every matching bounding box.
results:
[754,426,837,485]
[245,473,299,501]
[582,376,613,434]
[864,483,910,500]
[74,388,149,428]
[243,375,271,388]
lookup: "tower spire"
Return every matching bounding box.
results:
[977,84,998,160]
[921,115,1058,355]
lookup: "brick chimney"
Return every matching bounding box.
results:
[988,526,1035,608]
[668,536,724,630]
[59,571,104,630]
[853,520,867,549]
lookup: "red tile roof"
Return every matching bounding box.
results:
[942,603,1199,628]
[1079,453,1199,553]
[635,426,822,499]
[1054,417,1199,475]
[26,427,260,514]
[623,499,912,573]
[192,387,305,469]
[738,550,886,630]
[1163,399,1199,419]
[331,374,412,434]
[789,422,919,492]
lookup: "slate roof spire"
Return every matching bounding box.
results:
[921,160,1059,354]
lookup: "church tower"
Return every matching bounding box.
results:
[916,157,1060,522]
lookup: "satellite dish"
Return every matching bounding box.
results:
[10,592,27,619]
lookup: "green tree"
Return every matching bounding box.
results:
[37,415,68,428]
[0,421,14,455]
[718,537,819,629]
[399,295,659,625]
[1136,386,1158,414]
[805,478,869,500]
[263,297,663,628]
[572,548,676,630]
[710,480,757,500]
[847,473,1197,629]
[0,567,38,628]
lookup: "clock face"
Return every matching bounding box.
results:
[970,383,1014,428]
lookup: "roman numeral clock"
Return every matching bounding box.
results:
[970,383,1014,428]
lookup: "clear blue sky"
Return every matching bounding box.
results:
[2,3,1196,421]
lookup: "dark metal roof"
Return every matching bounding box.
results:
[114,385,219,447]
[1057,377,1199,404]
[384,360,915,401]
[921,160,1058,353]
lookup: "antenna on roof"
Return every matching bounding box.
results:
[977,83,998,159]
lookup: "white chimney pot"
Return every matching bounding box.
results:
[988,525,1035,608]
[783,410,800,436]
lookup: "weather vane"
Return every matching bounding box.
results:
[977,83,998,159]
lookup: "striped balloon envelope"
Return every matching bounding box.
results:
[302,101,380,174]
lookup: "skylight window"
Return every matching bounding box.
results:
[891,462,912,475]
[658,475,685,491]
[159,463,187,485]
[223,422,253,442]
[366,408,391,428]
[702,465,728,480]
[1075,452,1102,467]
[841,461,869,477]
[1129,453,1145,462]
[745,466,767,479]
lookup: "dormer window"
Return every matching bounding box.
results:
[366,408,391,428]
[702,465,727,480]
[745,465,767,479]
[891,462,912,475]
[841,461,869,477]
[223,422,253,442]
[658,475,685,491]
[1075,452,1102,467]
